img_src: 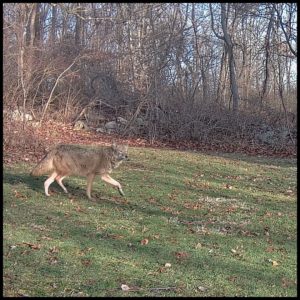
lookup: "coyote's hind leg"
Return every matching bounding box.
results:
[55,175,68,193]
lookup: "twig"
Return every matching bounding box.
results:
[40,55,80,124]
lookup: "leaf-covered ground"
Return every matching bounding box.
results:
[3,120,296,166]
[3,147,297,296]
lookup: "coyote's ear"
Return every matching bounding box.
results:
[111,140,117,149]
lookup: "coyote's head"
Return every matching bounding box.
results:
[112,142,129,161]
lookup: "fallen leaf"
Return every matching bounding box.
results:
[148,197,157,204]
[281,277,296,288]
[102,233,124,240]
[81,259,92,266]
[75,206,85,212]
[226,206,237,212]
[49,246,59,253]
[228,276,237,282]
[48,256,58,264]
[285,189,293,195]
[14,190,27,200]
[165,263,172,268]
[141,238,149,245]
[265,246,275,253]
[240,230,259,237]
[158,267,167,273]
[267,258,279,266]
[272,260,279,267]
[264,227,270,236]
[264,211,273,217]
[198,286,207,292]
[147,271,159,276]
[21,250,30,255]
[40,236,53,240]
[195,243,202,249]
[121,284,130,291]
[142,226,148,233]
[17,293,30,297]
[22,242,41,250]
[175,251,189,259]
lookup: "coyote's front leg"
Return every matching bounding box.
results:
[101,174,125,196]
[86,173,96,200]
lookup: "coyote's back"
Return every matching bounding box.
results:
[30,143,128,199]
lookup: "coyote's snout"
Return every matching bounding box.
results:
[30,142,128,199]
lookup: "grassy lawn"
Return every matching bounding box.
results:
[3,147,297,296]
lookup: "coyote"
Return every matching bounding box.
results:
[30,143,128,199]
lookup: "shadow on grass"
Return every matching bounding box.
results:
[3,174,296,296]
[2,169,178,221]
[8,205,294,296]
[3,170,76,196]
[3,167,295,229]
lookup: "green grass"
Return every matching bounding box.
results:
[3,147,297,296]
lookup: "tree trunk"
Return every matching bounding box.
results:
[220,4,239,113]
[261,5,275,104]
[50,4,57,44]
[75,4,83,47]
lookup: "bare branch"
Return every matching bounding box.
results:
[39,55,80,124]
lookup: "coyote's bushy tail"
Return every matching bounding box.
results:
[30,152,54,176]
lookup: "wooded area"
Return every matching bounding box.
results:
[3,3,297,150]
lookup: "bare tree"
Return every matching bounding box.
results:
[210,3,240,113]
[273,3,297,57]
[261,5,275,104]
[3,3,297,146]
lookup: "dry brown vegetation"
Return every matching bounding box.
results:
[3,3,297,161]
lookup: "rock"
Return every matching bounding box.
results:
[105,121,118,133]
[136,117,148,127]
[96,127,106,133]
[12,109,33,121]
[105,121,117,129]
[116,117,128,125]
[96,118,129,134]
[255,130,276,145]
[73,120,88,131]
[28,121,40,128]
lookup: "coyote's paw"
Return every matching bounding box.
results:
[118,187,125,197]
